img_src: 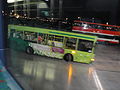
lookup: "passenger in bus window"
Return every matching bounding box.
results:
[38,36,42,44]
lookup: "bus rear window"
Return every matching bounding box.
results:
[78,39,93,52]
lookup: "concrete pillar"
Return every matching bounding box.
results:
[0,0,8,65]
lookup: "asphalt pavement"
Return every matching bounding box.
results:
[7,44,120,90]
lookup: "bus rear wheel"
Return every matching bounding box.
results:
[64,54,73,62]
[26,46,34,54]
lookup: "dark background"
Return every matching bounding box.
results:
[8,0,120,25]
[60,0,120,25]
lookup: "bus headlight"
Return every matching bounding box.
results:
[91,59,95,61]
[72,51,76,54]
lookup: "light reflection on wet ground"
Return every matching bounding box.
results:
[7,44,120,90]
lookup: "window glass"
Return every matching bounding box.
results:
[105,26,112,30]
[98,35,117,39]
[117,27,120,31]
[15,31,24,39]
[102,26,106,30]
[111,27,120,31]
[97,25,103,29]
[89,24,94,28]
[78,39,93,52]
[74,22,82,26]
[65,37,77,50]
[24,32,37,43]
[10,29,23,39]
[9,29,16,38]
[38,33,48,45]
[81,23,91,29]
[48,35,64,47]
[54,35,64,42]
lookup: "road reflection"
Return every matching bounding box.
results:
[15,55,103,90]
[23,60,56,81]
[68,64,73,84]
[88,67,103,90]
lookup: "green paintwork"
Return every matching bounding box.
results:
[64,49,94,63]
[8,25,97,64]
[9,37,28,51]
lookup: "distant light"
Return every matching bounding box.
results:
[7,0,15,3]
[24,14,26,16]
[14,13,17,16]
[38,2,48,8]
[51,18,54,20]
[7,0,23,3]
[2,11,4,14]
[83,24,88,29]
[11,10,14,12]
[68,64,73,84]
[106,22,109,25]
[16,15,20,18]
[66,18,68,20]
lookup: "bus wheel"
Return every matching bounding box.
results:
[26,46,34,54]
[64,54,73,62]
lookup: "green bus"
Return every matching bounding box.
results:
[8,25,97,63]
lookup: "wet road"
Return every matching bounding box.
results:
[7,44,120,90]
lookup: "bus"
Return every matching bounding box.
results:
[72,20,120,44]
[8,25,97,64]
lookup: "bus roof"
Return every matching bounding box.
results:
[74,20,120,28]
[9,25,97,41]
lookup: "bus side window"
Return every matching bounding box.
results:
[54,35,64,47]
[113,27,119,31]
[10,29,16,38]
[15,31,23,39]
[48,35,64,47]
[97,25,103,29]
[118,27,120,31]
[78,39,93,52]
[73,22,82,26]
[102,26,108,30]
[65,37,77,50]
[48,35,55,46]
[106,26,112,31]
[38,33,48,45]
[24,32,37,43]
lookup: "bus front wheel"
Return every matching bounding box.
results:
[64,54,73,62]
[26,46,34,54]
